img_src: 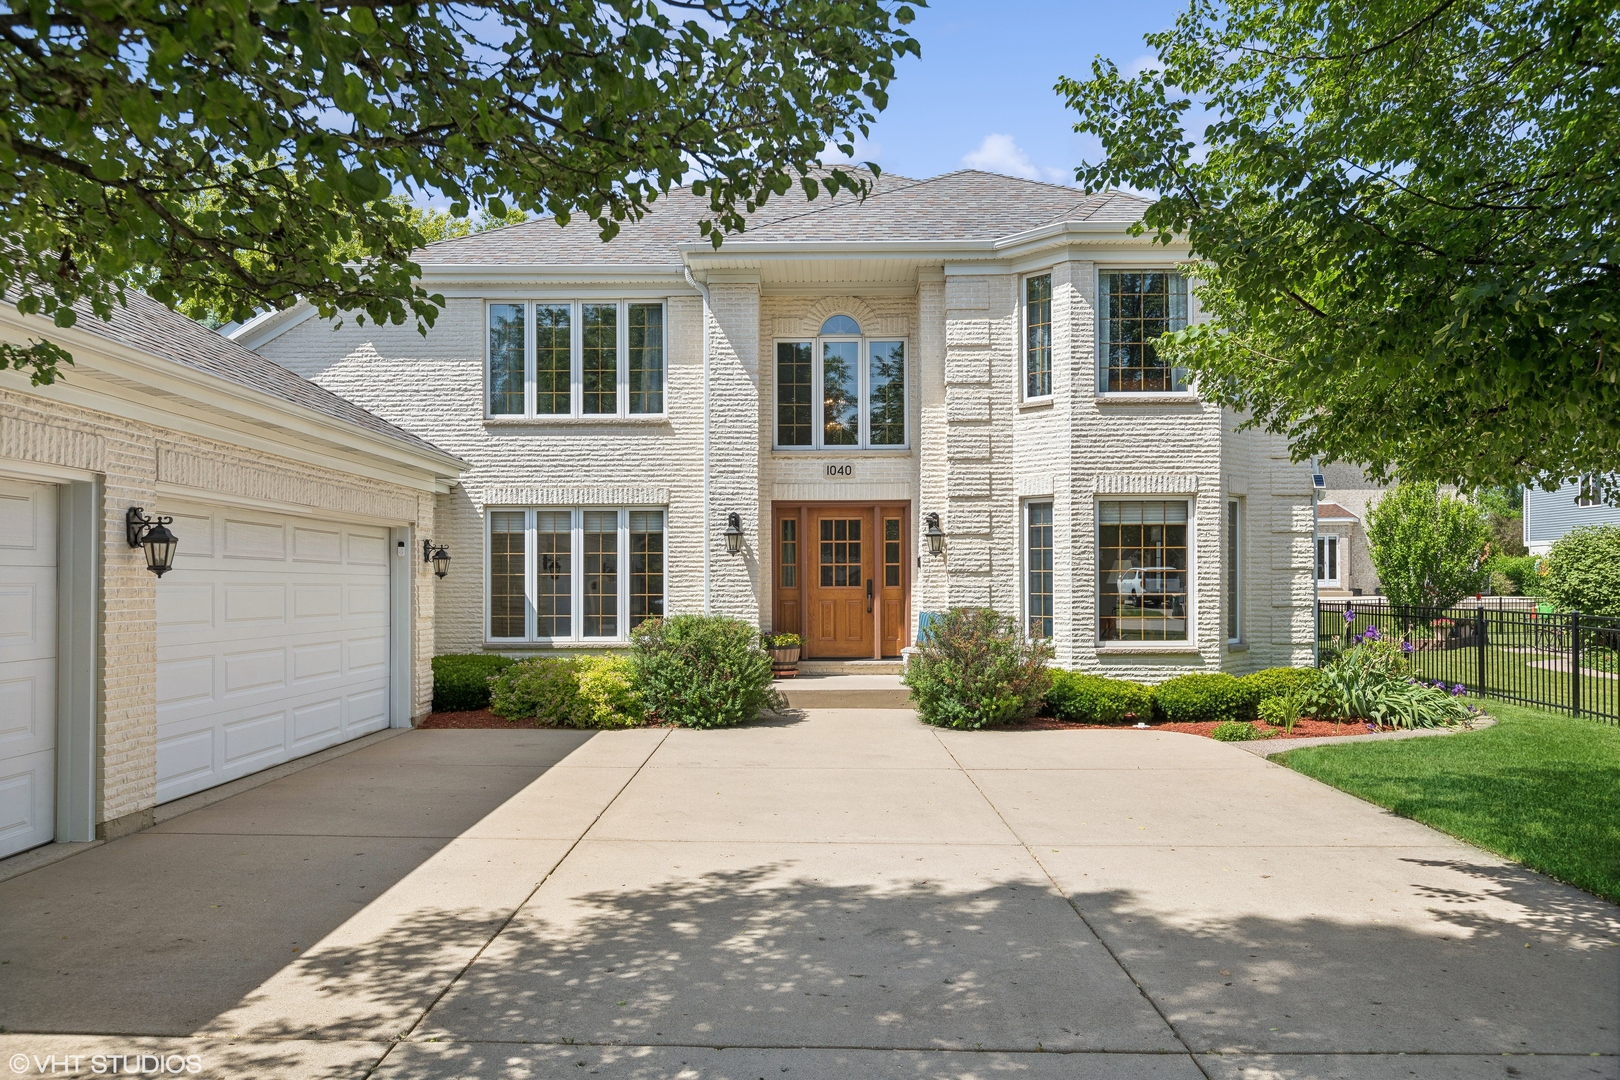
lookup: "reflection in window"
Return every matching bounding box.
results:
[1099,500,1189,641]
[884,518,901,588]
[1025,275,1052,398]
[820,314,861,335]
[819,518,862,587]
[536,510,572,637]
[869,341,906,445]
[629,511,665,628]
[822,340,860,446]
[780,518,798,588]
[1026,502,1053,639]
[583,510,619,638]
[627,303,664,414]
[1100,272,1188,392]
[535,304,571,414]
[489,510,527,637]
[489,304,525,415]
[581,303,617,414]
[776,342,813,446]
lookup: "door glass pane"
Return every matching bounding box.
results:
[820,518,861,587]
[1026,502,1053,638]
[583,510,618,637]
[822,341,860,446]
[1025,275,1052,398]
[868,341,906,445]
[776,342,813,446]
[488,304,525,415]
[781,518,798,588]
[536,303,571,414]
[489,510,527,637]
[536,510,572,637]
[629,511,664,628]
[1098,500,1188,641]
[628,303,664,414]
[582,303,617,414]
[884,518,901,587]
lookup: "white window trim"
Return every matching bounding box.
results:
[1022,270,1055,404]
[485,300,668,421]
[483,505,666,645]
[771,330,911,451]
[1022,499,1055,641]
[1095,268,1196,397]
[1315,534,1341,587]
[1226,497,1242,645]
[1095,496,1196,648]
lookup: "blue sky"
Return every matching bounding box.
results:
[831,0,1186,185]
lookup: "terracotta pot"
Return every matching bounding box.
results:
[770,646,800,676]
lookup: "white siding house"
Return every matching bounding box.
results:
[242,171,1317,678]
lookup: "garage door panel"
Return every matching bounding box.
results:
[223,710,288,768]
[0,477,56,857]
[0,485,56,560]
[0,660,55,755]
[292,642,343,683]
[156,729,215,793]
[158,582,215,630]
[348,635,388,676]
[224,583,288,625]
[293,526,342,563]
[349,583,388,618]
[293,699,343,745]
[347,530,389,566]
[167,511,214,558]
[348,689,388,736]
[222,647,288,695]
[223,518,287,560]
[0,749,53,853]
[294,584,344,620]
[0,568,56,664]
[157,655,216,709]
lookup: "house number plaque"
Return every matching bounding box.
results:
[824,464,855,478]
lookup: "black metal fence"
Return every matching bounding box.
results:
[1317,600,1620,724]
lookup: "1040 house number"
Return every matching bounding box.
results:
[824,464,854,478]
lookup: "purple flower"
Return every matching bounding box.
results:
[1400,639,1414,654]
[1343,608,1356,624]
[1361,626,1382,642]
[1451,684,1466,696]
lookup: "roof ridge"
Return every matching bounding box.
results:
[737,171,941,234]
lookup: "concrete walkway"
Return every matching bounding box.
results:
[1,712,1615,1079]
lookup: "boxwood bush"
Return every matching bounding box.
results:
[631,614,781,728]
[431,653,516,712]
[1151,672,1259,723]
[1045,671,1153,724]
[902,606,1053,729]
[1241,666,1321,707]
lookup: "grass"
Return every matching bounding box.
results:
[1275,701,1620,904]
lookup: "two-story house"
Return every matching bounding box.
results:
[238,170,1317,678]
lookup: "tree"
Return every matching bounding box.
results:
[1541,525,1620,617]
[0,0,920,383]
[1364,482,1492,609]
[1059,0,1620,503]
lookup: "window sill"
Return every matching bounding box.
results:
[1095,393,1200,405]
[485,416,669,427]
[1226,641,1249,652]
[1017,397,1055,412]
[1095,642,1203,655]
[770,447,913,456]
[484,640,631,651]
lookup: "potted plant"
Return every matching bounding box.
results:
[765,632,802,677]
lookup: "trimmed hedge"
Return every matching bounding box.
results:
[1045,672,1153,724]
[1241,666,1320,706]
[431,653,516,712]
[486,654,645,728]
[1151,672,1259,723]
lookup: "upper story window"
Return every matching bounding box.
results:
[1098,271,1188,393]
[1024,274,1052,399]
[487,300,665,419]
[775,316,908,450]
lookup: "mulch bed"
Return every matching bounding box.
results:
[999,716,1380,739]
[419,709,535,729]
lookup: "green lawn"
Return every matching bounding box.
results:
[1275,702,1620,904]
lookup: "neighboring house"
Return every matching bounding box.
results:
[242,170,1317,678]
[1315,464,1384,597]
[1524,475,1620,555]
[0,292,464,859]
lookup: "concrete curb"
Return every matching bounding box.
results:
[1244,716,1498,757]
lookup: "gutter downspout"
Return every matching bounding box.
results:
[684,265,713,614]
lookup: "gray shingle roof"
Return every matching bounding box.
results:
[72,290,454,460]
[418,171,1154,265]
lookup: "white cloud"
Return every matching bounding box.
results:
[960,134,1069,185]
[820,136,883,165]
[1125,53,1162,78]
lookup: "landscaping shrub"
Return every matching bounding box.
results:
[631,614,781,729]
[1365,481,1491,608]
[431,653,516,712]
[1310,638,1480,729]
[1151,672,1258,723]
[1241,666,1320,707]
[903,606,1053,730]
[1540,524,1620,618]
[1045,671,1153,724]
[573,654,644,729]
[1486,553,1541,597]
[487,657,592,727]
[1212,720,1272,742]
[1257,691,1309,734]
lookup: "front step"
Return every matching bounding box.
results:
[793,659,905,676]
[773,673,912,709]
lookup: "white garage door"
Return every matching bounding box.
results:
[0,477,57,859]
[157,504,392,803]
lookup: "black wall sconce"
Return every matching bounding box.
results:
[923,512,946,557]
[422,539,451,578]
[126,507,178,577]
[723,512,744,556]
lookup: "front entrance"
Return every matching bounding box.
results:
[772,503,909,658]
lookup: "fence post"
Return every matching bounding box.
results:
[1475,605,1486,696]
[1571,610,1582,717]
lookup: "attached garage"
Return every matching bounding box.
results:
[156,505,397,803]
[0,478,56,859]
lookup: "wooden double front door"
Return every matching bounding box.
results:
[772,503,909,658]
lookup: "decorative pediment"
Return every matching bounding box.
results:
[775,296,910,338]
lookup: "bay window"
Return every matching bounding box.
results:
[775,316,907,449]
[488,508,665,642]
[487,300,664,418]
[1099,500,1190,642]
[1098,272,1189,393]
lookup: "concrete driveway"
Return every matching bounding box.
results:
[0,710,1614,1080]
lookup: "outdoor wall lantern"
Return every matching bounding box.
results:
[422,539,451,578]
[924,512,946,557]
[724,512,744,556]
[126,507,179,577]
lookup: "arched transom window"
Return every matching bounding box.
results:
[775,315,907,449]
